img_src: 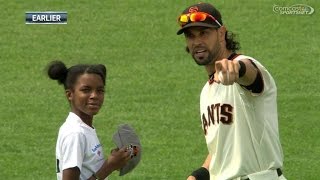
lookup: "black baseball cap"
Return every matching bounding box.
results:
[176,2,223,35]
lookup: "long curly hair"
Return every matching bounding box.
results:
[225,31,240,51]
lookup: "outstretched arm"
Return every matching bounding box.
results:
[214,58,259,87]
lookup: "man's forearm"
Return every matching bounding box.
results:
[202,154,212,169]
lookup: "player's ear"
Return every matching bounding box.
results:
[218,26,226,43]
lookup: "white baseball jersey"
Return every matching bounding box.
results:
[200,55,284,180]
[56,112,106,180]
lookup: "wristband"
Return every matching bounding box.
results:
[238,60,246,78]
[191,167,209,180]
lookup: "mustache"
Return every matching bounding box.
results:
[186,46,209,54]
[191,46,208,54]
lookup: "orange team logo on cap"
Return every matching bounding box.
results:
[189,6,199,13]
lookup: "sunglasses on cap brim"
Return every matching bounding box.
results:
[178,12,222,27]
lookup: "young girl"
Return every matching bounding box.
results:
[47,61,131,180]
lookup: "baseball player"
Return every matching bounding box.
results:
[47,61,131,180]
[176,3,286,180]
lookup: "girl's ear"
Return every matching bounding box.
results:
[65,89,73,101]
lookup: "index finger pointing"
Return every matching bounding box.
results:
[215,59,229,73]
[215,61,222,73]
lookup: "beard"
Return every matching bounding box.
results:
[192,49,215,65]
[191,43,221,66]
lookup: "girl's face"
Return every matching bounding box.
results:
[66,73,105,120]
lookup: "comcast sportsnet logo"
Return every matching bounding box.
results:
[273,4,314,15]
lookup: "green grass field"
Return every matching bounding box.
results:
[0,0,319,179]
